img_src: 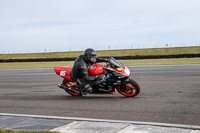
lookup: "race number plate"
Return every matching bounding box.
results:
[60,71,66,76]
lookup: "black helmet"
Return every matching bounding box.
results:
[84,48,97,63]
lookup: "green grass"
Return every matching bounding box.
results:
[0,46,199,59]
[0,58,199,69]
[0,46,199,69]
[121,58,200,66]
[0,129,58,133]
[0,61,74,69]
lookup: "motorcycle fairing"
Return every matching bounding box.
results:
[54,66,73,82]
[104,65,130,77]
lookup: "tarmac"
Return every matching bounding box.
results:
[0,113,200,133]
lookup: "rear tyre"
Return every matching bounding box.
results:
[62,79,82,96]
[117,79,140,97]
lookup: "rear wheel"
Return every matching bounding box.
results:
[117,79,140,97]
[62,79,82,96]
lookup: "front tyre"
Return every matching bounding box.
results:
[117,79,140,97]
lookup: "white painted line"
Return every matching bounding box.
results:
[116,124,134,133]
[0,113,200,130]
[51,121,77,132]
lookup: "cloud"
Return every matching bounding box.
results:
[0,0,200,52]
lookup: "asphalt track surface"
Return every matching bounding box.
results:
[0,64,200,126]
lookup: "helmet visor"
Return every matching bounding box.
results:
[89,54,97,62]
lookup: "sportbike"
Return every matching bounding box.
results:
[54,57,140,97]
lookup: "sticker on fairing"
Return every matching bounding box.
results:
[60,71,66,76]
[90,66,96,70]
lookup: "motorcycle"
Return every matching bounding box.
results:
[54,57,140,97]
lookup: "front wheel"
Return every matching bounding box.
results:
[117,79,140,97]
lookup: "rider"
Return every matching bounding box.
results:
[70,48,108,94]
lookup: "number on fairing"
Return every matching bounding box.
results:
[60,71,66,76]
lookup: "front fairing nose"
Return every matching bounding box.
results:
[124,66,130,77]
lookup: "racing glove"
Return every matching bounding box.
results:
[103,58,109,62]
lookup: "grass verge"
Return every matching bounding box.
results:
[0,58,199,69]
[0,46,199,59]
[0,128,58,133]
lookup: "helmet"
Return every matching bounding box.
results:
[84,48,97,63]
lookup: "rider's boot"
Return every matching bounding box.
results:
[79,84,92,94]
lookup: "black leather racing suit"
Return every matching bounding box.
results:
[70,55,107,92]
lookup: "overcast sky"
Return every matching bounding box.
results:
[0,0,200,53]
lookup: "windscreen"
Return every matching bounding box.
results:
[108,57,125,70]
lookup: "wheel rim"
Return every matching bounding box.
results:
[118,83,137,96]
[65,82,81,96]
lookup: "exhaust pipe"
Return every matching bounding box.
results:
[57,84,79,93]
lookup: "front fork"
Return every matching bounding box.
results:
[117,77,131,91]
